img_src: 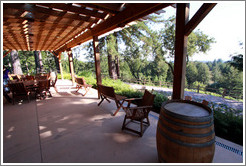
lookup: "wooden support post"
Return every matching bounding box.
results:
[93,36,102,99]
[67,49,75,85]
[58,53,64,80]
[172,3,190,100]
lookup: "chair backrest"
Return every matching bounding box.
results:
[81,77,87,85]
[37,75,48,80]
[97,84,116,99]
[25,75,35,80]
[140,90,156,106]
[202,100,209,106]
[10,74,21,81]
[38,80,49,91]
[8,82,28,94]
[75,77,83,85]
[185,96,192,101]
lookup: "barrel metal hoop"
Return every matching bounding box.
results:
[157,126,215,147]
[160,113,214,129]
[159,118,215,137]
[163,108,213,123]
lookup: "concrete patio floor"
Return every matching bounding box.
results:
[2,80,244,164]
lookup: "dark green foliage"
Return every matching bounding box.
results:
[212,103,243,145]
[228,54,243,72]
[186,62,198,87]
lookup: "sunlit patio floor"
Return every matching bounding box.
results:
[2,80,243,163]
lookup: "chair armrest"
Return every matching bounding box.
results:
[124,105,152,110]
[125,98,142,101]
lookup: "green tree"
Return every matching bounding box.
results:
[218,64,243,98]
[19,51,35,75]
[196,62,210,85]
[211,64,222,83]
[186,62,198,87]
[160,16,216,74]
[228,54,243,72]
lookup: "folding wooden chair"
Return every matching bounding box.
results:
[75,77,92,96]
[97,84,127,116]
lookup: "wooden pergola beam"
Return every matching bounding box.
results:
[4,3,98,23]
[56,3,173,53]
[3,50,11,58]
[172,3,190,100]
[36,3,107,19]
[78,3,120,15]
[185,3,216,36]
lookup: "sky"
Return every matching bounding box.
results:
[187,1,245,62]
[73,1,245,62]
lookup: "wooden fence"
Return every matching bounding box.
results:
[101,74,243,100]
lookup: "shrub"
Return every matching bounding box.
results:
[152,92,169,112]
[208,102,243,145]
[57,73,71,80]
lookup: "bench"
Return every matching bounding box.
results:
[97,84,127,116]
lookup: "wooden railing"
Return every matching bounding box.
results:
[101,74,243,100]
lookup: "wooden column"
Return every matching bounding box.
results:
[93,36,102,99]
[172,3,190,100]
[58,53,64,80]
[67,49,75,85]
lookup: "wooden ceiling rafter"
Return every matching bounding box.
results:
[44,20,82,50]
[3,34,19,51]
[36,3,107,20]
[56,3,173,53]
[54,22,95,51]
[78,3,120,15]
[5,3,215,53]
[48,21,86,51]
[39,11,68,51]
[4,3,98,23]
[8,30,25,51]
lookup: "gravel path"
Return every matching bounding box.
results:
[127,83,243,111]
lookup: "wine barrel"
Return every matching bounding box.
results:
[156,100,215,163]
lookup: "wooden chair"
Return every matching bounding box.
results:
[75,77,92,96]
[8,82,30,105]
[185,96,192,101]
[97,84,127,116]
[36,79,51,99]
[25,75,35,80]
[122,89,156,136]
[36,75,48,80]
[202,99,209,106]
[10,74,21,81]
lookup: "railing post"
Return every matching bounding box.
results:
[222,89,226,98]
[197,84,200,93]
